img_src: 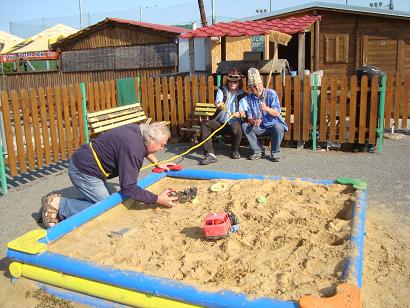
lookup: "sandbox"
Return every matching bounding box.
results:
[6,169,367,307]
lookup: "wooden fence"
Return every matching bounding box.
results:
[0,74,409,178]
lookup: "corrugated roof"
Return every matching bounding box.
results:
[0,31,24,54]
[241,1,410,22]
[6,24,77,53]
[180,15,321,38]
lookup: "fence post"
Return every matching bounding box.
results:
[377,75,387,153]
[80,83,89,144]
[136,77,141,105]
[0,130,7,194]
[312,73,318,150]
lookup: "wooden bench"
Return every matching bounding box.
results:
[181,102,286,143]
[181,103,217,143]
[87,103,150,135]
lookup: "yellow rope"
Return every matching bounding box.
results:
[141,105,234,171]
[89,142,110,177]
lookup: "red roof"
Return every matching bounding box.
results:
[180,15,321,38]
[108,18,186,34]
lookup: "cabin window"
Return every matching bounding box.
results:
[325,34,349,64]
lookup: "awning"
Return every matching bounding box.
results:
[180,15,321,38]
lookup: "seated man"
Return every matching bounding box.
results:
[240,68,288,162]
[200,68,246,165]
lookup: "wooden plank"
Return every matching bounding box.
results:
[207,75,214,105]
[94,81,100,111]
[368,76,379,145]
[62,86,73,157]
[87,104,141,117]
[88,83,95,112]
[284,76,291,141]
[30,88,43,169]
[176,76,184,132]
[47,86,59,162]
[1,91,17,176]
[384,73,393,128]
[93,116,147,133]
[91,112,146,129]
[55,87,66,160]
[275,75,283,104]
[140,77,148,115]
[358,76,368,144]
[155,77,162,122]
[38,87,52,164]
[338,76,347,143]
[110,80,117,108]
[191,75,199,125]
[69,85,79,150]
[162,77,170,122]
[148,77,155,121]
[99,81,106,110]
[293,76,301,141]
[329,77,337,142]
[199,75,207,103]
[76,85,86,145]
[302,75,310,141]
[185,76,192,121]
[348,76,358,143]
[21,90,35,170]
[105,80,111,109]
[402,75,409,129]
[393,74,401,129]
[319,76,327,142]
[169,77,178,136]
[11,91,26,173]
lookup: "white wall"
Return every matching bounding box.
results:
[178,37,209,73]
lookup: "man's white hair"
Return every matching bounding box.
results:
[140,122,171,144]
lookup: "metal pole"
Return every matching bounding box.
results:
[270,0,272,12]
[377,75,387,153]
[139,6,142,22]
[79,0,83,29]
[312,73,318,150]
[80,83,89,144]
[211,0,215,25]
[0,128,7,194]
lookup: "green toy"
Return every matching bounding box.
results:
[336,178,368,190]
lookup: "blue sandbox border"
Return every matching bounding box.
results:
[7,169,366,307]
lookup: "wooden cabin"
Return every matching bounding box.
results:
[52,17,186,76]
[244,2,410,79]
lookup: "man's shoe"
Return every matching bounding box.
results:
[232,151,241,159]
[270,154,280,162]
[250,152,265,160]
[200,154,217,165]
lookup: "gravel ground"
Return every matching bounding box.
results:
[0,133,409,306]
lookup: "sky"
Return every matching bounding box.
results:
[1,0,409,38]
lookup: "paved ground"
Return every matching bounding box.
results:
[0,133,409,306]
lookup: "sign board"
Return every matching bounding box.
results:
[1,51,60,63]
[251,36,265,52]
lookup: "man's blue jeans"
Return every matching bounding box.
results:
[242,122,285,156]
[59,160,111,219]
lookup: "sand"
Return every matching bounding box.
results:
[49,178,358,301]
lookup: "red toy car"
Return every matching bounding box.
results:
[203,212,239,240]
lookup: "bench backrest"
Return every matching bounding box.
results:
[87,103,147,134]
[192,103,286,121]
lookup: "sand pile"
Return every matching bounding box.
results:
[49,178,357,300]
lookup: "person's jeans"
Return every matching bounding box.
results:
[242,122,285,155]
[58,160,111,219]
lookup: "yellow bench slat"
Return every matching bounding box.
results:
[92,116,147,133]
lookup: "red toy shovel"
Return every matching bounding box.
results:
[152,163,184,173]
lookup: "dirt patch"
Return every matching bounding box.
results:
[49,178,357,301]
